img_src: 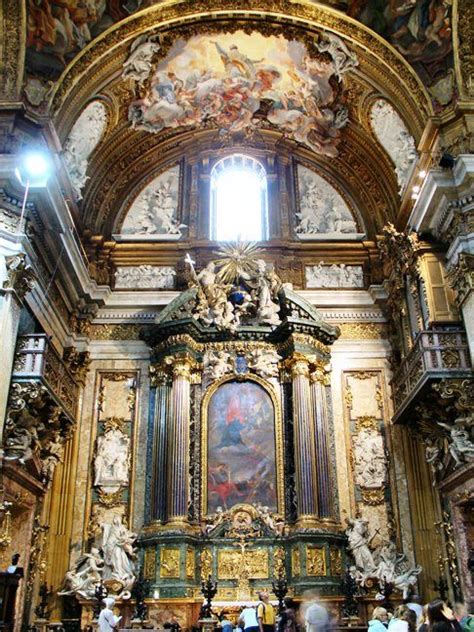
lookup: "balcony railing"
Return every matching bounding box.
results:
[12,334,78,420]
[392,328,471,421]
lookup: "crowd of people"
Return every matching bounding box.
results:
[215,593,474,632]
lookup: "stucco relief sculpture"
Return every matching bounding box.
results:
[94,428,131,491]
[126,31,356,157]
[296,166,360,238]
[370,99,417,193]
[4,382,74,485]
[122,35,161,86]
[352,429,386,489]
[346,518,422,597]
[115,265,176,289]
[247,348,281,379]
[120,166,184,238]
[185,244,283,332]
[102,516,137,596]
[203,350,234,381]
[58,547,104,599]
[438,419,474,466]
[306,263,364,288]
[63,101,107,201]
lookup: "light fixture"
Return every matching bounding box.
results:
[411,193,419,201]
[412,185,420,193]
[418,170,427,178]
[15,149,53,235]
[153,589,159,600]
[15,150,52,188]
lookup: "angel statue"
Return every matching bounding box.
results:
[345,517,377,580]
[58,547,104,599]
[102,516,137,596]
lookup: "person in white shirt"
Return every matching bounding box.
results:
[239,605,259,632]
[405,597,423,626]
[305,600,329,632]
[98,597,119,632]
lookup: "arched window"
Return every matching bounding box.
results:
[210,154,268,241]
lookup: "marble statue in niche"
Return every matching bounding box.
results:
[94,428,130,491]
[115,265,176,289]
[63,101,107,201]
[296,165,360,238]
[370,99,417,194]
[120,166,184,238]
[305,263,364,288]
[352,429,386,489]
[102,515,137,595]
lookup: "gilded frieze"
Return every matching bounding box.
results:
[160,548,181,578]
[291,547,301,577]
[144,548,157,580]
[329,547,342,576]
[186,548,196,580]
[200,548,213,580]
[217,549,268,580]
[306,546,326,576]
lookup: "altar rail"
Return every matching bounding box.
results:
[12,334,78,419]
[391,328,471,422]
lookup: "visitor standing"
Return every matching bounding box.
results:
[427,600,463,632]
[257,591,276,632]
[369,607,389,632]
[305,598,328,632]
[239,604,259,632]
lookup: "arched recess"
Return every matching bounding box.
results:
[200,374,284,517]
[47,1,433,239]
[49,1,432,138]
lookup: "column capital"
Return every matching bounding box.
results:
[283,354,310,378]
[3,252,37,300]
[164,353,200,380]
[310,361,331,386]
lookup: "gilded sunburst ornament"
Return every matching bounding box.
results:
[214,241,264,284]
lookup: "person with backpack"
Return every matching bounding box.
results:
[257,591,276,632]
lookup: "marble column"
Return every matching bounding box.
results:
[150,367,171,523]
[0,249,36,448]
[288,356,319,525]
[310,365,335,520]
[166,356,194,526]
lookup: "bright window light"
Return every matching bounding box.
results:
[211,155,268,242]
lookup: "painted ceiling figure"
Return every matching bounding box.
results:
[213,41,264,80]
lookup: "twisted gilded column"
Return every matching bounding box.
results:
[166,355,194,526]
[287,355,319,524]
[310,363,335,520]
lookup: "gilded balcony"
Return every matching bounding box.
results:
[12,334,79,421]
[391,328,472,423]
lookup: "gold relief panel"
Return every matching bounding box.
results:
[144,548,157,580]
[329,547,342,576]
[200,548,213,580]
[291,547,301,577]
[306,546,326,577]
[160,547,181,578]
[217,549,268,580]
[186,548,196,579]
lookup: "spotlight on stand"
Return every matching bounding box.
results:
[14,150,52,235]
[439,152,455,169]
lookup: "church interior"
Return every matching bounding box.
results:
[0,0,473,631]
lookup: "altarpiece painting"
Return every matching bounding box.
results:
[206,380,277,514]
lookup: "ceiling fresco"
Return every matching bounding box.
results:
[25,0,453,108]
[126,30,356,157]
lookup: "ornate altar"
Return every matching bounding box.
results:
[140,245,346,603]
